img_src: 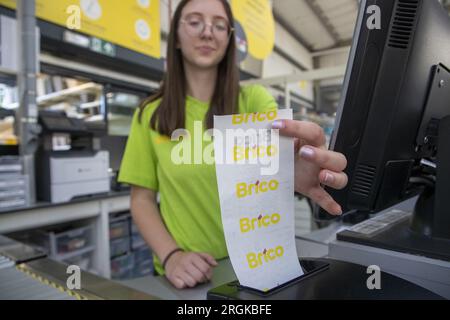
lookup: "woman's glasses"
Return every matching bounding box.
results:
[180,15,234,40]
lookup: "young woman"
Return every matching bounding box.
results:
[119,0,347,289]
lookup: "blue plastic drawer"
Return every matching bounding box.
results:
[109,218,130,240]
[131,234,146,250]
[133,246,152,264]
[133,260,154,278]
[110,237,130,258]
[110,254,134,280]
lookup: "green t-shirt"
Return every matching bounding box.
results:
[118,85,278,275]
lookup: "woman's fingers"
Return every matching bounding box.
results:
[198,253,218,267]
[307,187,342,216]
[191,255,212,282]
[272,119,326,147]
[299,145,347,173]
[294,138,301,154]
[185,262,207,284]
[167,252,217,289]
[319,170,348,190]
[180,271,197,288]
[172,276,186,289]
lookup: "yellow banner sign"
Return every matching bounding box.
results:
[231,0,275,60]
[0,0,161,58]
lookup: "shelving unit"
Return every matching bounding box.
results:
[0,193,131,279]
[4,82,103,110]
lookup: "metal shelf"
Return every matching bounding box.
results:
[3,82,103,110]
[37,82,102,107]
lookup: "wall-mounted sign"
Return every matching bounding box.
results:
[0,0,161,58]
[231,0,275,60]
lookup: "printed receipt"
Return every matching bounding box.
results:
[214,109,304,292]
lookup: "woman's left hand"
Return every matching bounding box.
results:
[272,119,348,216]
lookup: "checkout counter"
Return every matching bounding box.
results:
[121,256,442,300]
[120,198,447,300]
[120,199,446,300]
[0,199,447,300]
[0,196,450,301]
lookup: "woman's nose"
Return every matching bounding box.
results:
[200,23,214,39]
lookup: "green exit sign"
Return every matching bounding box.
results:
[90,37,116,57]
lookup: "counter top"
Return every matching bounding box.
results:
[121,256,444,300]
[120,237,330,300]
[122,259,237,300]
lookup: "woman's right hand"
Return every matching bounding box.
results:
[164,251,218,289]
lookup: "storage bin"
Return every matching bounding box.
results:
[63,251,93,271]
[133,245,152,265]
[30,225,94,258]
[109,217,130,240]
[110,237,130,258]
[133,259,154,278]
[131,233,146,250]
[0,174,30,210]
[110,254,134,280]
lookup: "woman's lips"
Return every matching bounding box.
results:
[196,46,216,55]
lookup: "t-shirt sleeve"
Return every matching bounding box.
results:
[246,85,279,113]
[118,108,159,191]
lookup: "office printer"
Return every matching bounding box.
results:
[36,111,110,203]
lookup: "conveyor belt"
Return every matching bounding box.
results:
[0,255,14,270]
[0,260,76,300]
[0,235,159,300]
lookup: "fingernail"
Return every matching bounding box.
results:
[324,172,334,183]
[300,146,315,159]
[272,120,285,129]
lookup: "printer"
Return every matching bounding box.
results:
[36,111,110,203]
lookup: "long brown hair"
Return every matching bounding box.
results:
[139,0,240,136]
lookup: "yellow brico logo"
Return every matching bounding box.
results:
[232,111,278,125]
[236,179,279,199]
[247,246,285,269]
[233,144,278,161]
[240,213,281,234]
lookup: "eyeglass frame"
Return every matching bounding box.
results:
[179,17,235,41]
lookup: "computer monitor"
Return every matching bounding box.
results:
[318,0,450,245]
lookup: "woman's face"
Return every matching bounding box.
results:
[177,0,232,70]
